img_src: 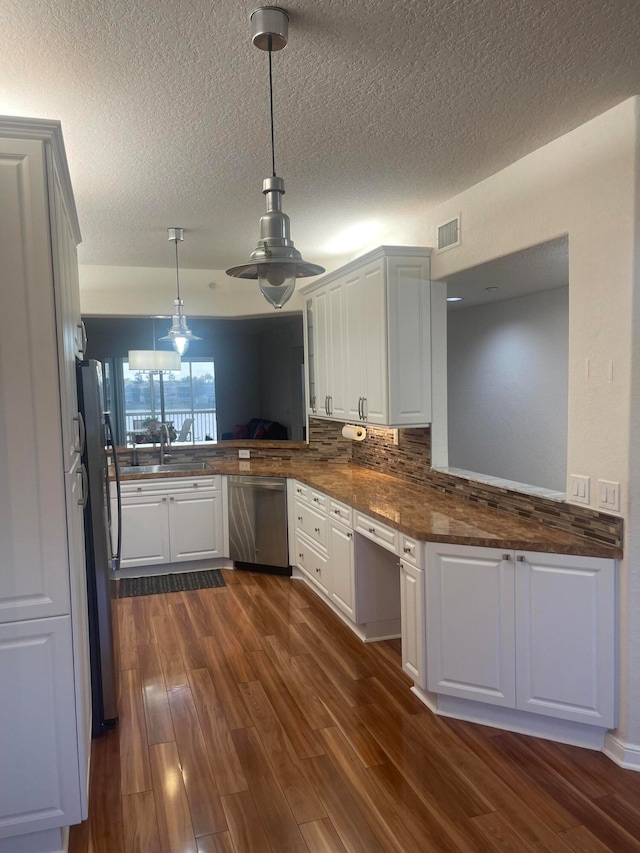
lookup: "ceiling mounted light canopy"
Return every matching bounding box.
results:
[159,227,201,355]
[226,6,325,309]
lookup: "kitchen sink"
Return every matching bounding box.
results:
[120,462,211,474]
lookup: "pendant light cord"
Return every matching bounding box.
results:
[268,36,276,177]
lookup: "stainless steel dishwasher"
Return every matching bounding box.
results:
[227,475,290,574]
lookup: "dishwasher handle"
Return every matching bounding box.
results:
[227,476,286,490]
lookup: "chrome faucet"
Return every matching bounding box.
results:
[159,423,172,464]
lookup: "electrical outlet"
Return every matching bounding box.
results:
[238,449,250,459]
[598,480,620,512]
[569,474,590,504]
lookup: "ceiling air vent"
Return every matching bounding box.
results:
[437,215,461,252]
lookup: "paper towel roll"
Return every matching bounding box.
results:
[342,424,367,441]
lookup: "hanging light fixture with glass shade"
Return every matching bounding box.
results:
[226,6,325,309]
[159,227,201,355]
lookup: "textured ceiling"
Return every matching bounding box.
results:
[1,0,639,273]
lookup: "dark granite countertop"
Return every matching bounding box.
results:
[117,460,621,558]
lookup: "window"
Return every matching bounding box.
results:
[121,358,217,443]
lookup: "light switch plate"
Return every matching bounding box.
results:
[598,479,620,512]
[238,449,250,459]
[569,474,590,504]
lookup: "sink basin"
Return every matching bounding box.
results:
[120,462,211,474]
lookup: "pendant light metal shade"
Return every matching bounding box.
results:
[159,227,201,354]
[226,6,324,309]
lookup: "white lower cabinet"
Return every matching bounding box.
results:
[328,518,355,620]
[426,543,616,728]
[0,616,82,838]
[115,478,224,569]
[400,558,427,689]
[295,531,331,597]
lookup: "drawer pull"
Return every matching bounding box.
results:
[334,509,340,514]
[516,555,526,563]
[162,497,167,503]
[347,532,352,539]
[403,546,411,554]
[193,483,199,488]
[368,527,376,534]
[170,496,174,501]
[297,488,302,493]
[315,567,321,573]
[314,527,320,534]
[297,515,303,522]
[137,486,142,492]
[298,552,303,559]
[502,553,512,561]
[313,497,319,503]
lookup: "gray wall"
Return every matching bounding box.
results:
[447,286,569,490]
[83,315,303,440]
[258,319,304,441]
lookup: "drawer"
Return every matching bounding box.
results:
[354,511,399,554]
[308,489,328,512]
[292,481,310,503]
[400,535,424,567]
[294,499,328,550]
[328,498,353,527]
[295,532,330,596]
[117,476,221,496]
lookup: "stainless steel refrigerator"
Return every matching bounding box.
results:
[77,359,122,736]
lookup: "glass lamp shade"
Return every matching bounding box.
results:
[159,304,201,355]
[128,350,181,372]
[258,263,296,309]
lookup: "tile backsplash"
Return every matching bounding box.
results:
[350,423,623,550]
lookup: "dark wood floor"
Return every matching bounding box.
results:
[69,569,640,852]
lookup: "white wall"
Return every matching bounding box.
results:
[78,264,308,317]
[371,97,640,762]
[448,287,568,491]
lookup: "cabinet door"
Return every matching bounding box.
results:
[329,520,355,620]
[426,544,516,707]
[169,490,223,561]
[305,297,318,415]
[313,289,330,418]
[400,559,426,688]
[0,616,82,838]
[515,552,616,728]
[66,463,91,817]
[360,260,388,425]
[344,269,365,421]
[0,138,72,623]
[327,279,347,419]
[119,494,171,568]
[48,149,83,473]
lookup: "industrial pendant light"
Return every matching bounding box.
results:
[226,6,325,309]
[159,227,201,355]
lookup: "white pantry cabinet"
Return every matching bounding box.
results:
[113,477,224,569]
[302,246,446,427]
[0,119,89,844]
[426,543,616,728]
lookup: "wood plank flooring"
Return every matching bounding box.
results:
[69,569,640,852]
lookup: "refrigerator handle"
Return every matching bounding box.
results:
[104,412,122,572]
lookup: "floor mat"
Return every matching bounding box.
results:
[118,569,226,597]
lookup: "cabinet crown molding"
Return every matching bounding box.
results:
[0,115,81,244]
[300,245,433,295]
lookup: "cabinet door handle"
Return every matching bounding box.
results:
[324,395,329,415]
[403,546,411,554]
[502,553,512,561]
[78,320,87,356]
[516,555,526,562]
[315,567,321,573]
[78,464,89,507]
[170,496,174,501]
[357,396,363,419]
[347,532,353,539]
[162,497,167,502]
[298,552,303,559]
[314,527,320,533]
[73,412,86,454]
[327,395,332,415]
[362,397,367,421]
[297,515,303,522]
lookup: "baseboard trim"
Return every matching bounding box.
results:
[411,691,608,750]
[603,733,640,771]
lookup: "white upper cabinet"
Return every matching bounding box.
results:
[302,246,442,428]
